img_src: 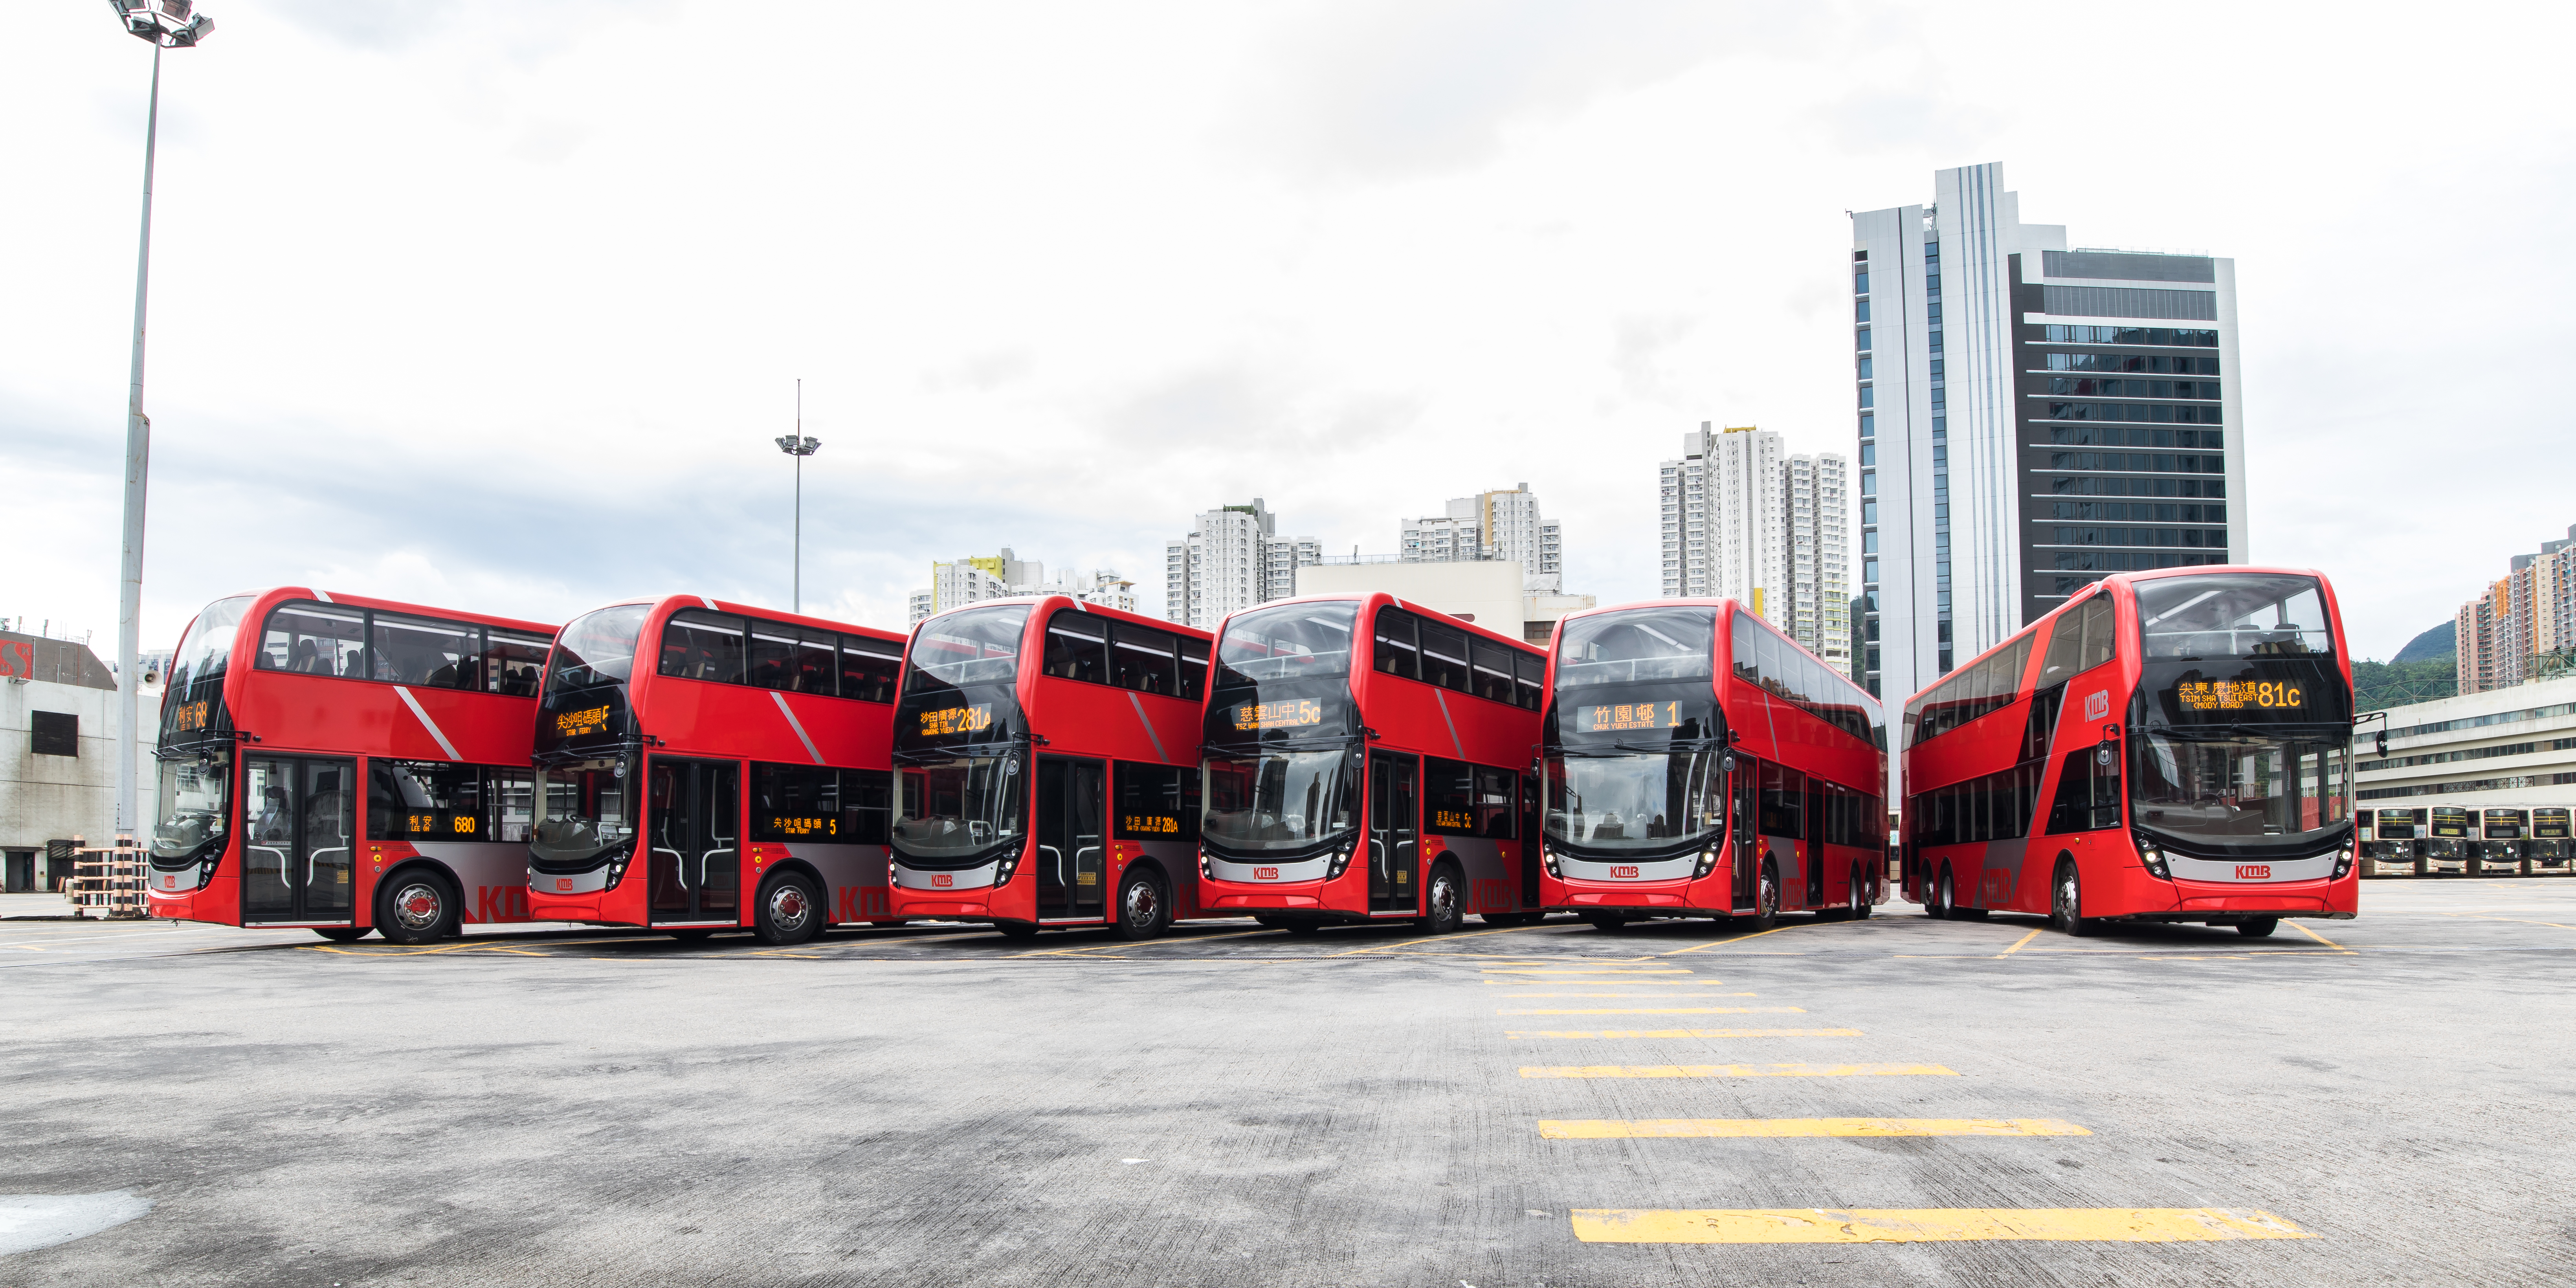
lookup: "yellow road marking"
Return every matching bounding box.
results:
[2290,921,2350,951]
[1521,1063,1951,1079]
[1660,922,1803,956]
[1326,923,1542,957]
[1011,927,1281,958]
[1499,1006,1802,1016]
[1539,1117,2088,1139]
[1497,992,1758,998]
[1481,968,1693,975]
[1996,928,2042,958]
[1569,1207,2308,1244]
[1507,1028,1862,1039]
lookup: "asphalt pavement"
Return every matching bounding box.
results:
[4,877,2573,1286]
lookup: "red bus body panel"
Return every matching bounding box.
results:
[1899,565,2360,922]
[147,586,556,931]
[888,596,1210,926]
[1537,599,1888,917]
[1193,592,1544,923]
[526,596,902,930]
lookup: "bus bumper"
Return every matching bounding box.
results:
[1194,868,1403,924]
[1539,870,1734,917]
[2091,866,2361,922]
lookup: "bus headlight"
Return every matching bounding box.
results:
[2134,834,2170,880]
[2333,839,2354,880]
[1693,848,1717,879]
[1540,844,1561,879]
[1198,850,1211,879]
[1326,846,1354,880]
[993,854,1020,886]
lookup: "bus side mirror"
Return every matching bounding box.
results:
[2095,723,2121,769]
[1720,753,1738,775]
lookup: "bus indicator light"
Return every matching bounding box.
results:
[1232,699,1322,731]
[917,704,994,736]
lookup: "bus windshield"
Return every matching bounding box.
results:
[893,754,1026,865]
[538,604,647,756]
[2130,733,2350,853]
[150,754,231,870]
[1215,601,1356,683]
[161,595,252,748]
[1202,748,1360,856]
[906,605,1031,692]
[1556,607,1717,688]
[2135,573,2333,659]
[1545,746,1727,856]
[530,760,637,873]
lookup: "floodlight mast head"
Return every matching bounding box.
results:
[108,0,214,48]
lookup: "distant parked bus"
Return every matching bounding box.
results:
[2473,808,2530,876]
[2361,808,2426,878]
[1196,593,1547,934]
[886,596,1213,939]
[147,588,556,943]
[1538,600,1887,930]
[2532,807,2573,873]
[1901,567,2359,939]
[524,597,908,944]
[2424,806,2473,875]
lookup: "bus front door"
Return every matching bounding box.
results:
[1035,756,1107,920]
[1369,752,1419,913]
[1731,761,1759,911]
[649,758,739,923]
[242,755,357,924]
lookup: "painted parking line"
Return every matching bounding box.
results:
[1569,1207,2308,1244]
[1520,1063,1954,1079]
[1499,1007,1802,1016]
[1996,929,2043,958]
[1539,1117,2089,1139]
[2289,921,2351,951]
[1506,1028,1863,1039]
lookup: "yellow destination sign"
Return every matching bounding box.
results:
[554,705,610,736]
[919,703,994,736]
[1233,699,1323,731]
[2174,680,2302,712]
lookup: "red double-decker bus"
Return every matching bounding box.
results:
[1536,601,1888,930]
[524,597,907,944]
[1900,567,2358,938]
[1195,593,1547,934]
[885,596,1212,939]
[147,588,557,943]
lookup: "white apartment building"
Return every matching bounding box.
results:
[1852,161,2246,700]
[1785,453,1853,670]
[1163,499,1321,631]
[908,550,1136,623]
[1400,484,1564,592]
[1659,424,1849,664]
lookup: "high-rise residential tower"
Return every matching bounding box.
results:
[1163,499,1321,631]
[1659,424,1848,663]
[1400,484,1565,592]
[1851,162,2246,701]
[1784,452,1852,670]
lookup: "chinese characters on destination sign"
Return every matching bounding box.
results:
[2174,681,2302,712]
[556,705,610,737]
[918,704,994,736]
[1233,699,1322,731]
[764,815,837,837]
[1123,814,1180,835]
[1576,701,1683,733]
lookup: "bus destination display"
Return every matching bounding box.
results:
[760,814,839,838]
[1232,699,1323,731]
[1574,701,1686,733]
[2172,680,2303,712]
[393,812,481,839]
[1122,813,1181,835]
[917,703,994,736]
[555,705,611,738]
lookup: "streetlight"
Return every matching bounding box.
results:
[106,0,215,846]
[774,379,820,614]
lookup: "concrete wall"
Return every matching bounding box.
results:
[1296,562,1523,635]
[2,635,160,890]
[2357,674,2576,810]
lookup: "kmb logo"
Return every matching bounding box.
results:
[2235,864,2271,880]
[1254,867,1279,880]
[1609,865,1640,878]
[932,873,954,888]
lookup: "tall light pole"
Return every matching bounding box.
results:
[774,379,820,614]
[107,0,215,844]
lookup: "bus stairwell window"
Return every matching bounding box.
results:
[1111,624,1178,695]
[1045,611,1109,685]
[1178,638,1209,702]
[1374,609,1420,680]
[1514,649,1544,710]
[840,638,901,704]
[1470,637,1516,704]
[1419,622,1470,692]
[2039,601,2088,686]
[662,611,746,684]
[484,629,552,697]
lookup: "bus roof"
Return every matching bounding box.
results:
[210,586,555,637]
[567,594,906,645]
[1230,590,1538,654]
[913,594,1210,642]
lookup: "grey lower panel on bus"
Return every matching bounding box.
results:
[407,842,533,922]
[776,842,890,921]
[1427,837,1516,915]
[1978,836,2028,908]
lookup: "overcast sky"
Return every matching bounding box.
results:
[5,0,2568,666]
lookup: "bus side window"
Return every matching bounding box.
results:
[1178,637,1209,702]
[1513,649,1544,711]
[1418,621,1471,692]
[2078,596,2118,672]
[1759,763,1802,838]
[1469,637,1516,705]
[1424,758,1475,835]
[1043,611,1109,685]
[839,638,902,704]
[2039,598,2089,686]
[1110,623,1178,695]
[1374,609,1420,680]
[2045,746,2121,834]
[1474,765,1515,838]
[662,611,746,684]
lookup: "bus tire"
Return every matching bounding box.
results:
[377,869,458,946]
[995,921,1040,939]
[2237,917,2278,938]
[1924,865,1952,919]
[1847,868,1870,920]
[1745,862,1780,931]
[1115,868,1170,941]
[312,926,369,943]
[2051,859,2093,938]
[754,870,823,946]
[1418,863,1465,934]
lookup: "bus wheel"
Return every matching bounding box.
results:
[1115,868,1170,941]
[1418,864,1464,934]
[754,871,822,946]
[378,871,457,946]
[312,926,369,943]
[1745,862,1780,931]
[2237,917,2279,938]
[1847,868,1870,920]
[2052,860,2093,938]
[1924,866,1951,919]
